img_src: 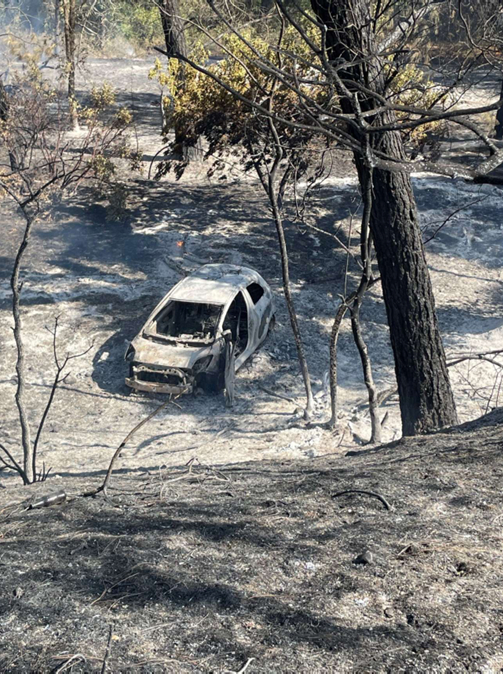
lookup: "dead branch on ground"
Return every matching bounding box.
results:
[101,624,114,674]
[54,654,87,674]
[258,384,299,406]
[332,489,392,510]
[83,396,178,498]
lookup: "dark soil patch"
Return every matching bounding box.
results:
[1,410,502,673]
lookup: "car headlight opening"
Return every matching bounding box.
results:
[125,344,136,362]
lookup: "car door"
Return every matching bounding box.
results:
[222,290,252,370]
[244,281,272,348]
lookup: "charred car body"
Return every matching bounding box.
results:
[125,264,275,395]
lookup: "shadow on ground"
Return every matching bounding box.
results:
[1,409,502,672]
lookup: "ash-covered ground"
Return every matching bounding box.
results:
[1,409,502,673]
[1,57,503,674]
[0,57,502,484]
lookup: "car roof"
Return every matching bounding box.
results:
[169,264,264,304]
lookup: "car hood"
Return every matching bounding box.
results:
[131,335,214,370]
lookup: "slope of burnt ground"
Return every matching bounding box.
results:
[1,410,502,673]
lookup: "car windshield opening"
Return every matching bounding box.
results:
[150,301,222,342]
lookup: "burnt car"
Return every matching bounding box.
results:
[125,264,275,395]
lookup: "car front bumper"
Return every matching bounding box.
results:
[126,364,194,395]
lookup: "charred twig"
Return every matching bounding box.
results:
[83,397,177,498]
[447,350,503,368]
[55,654,87,674]
[327,296,354,429]
[154,425,230,456]
[258,384,298,406]
[10,212,36,484]
[0,442,28,483]
[223,658,256,674]
[423,196,487,245]
[159,458,230,497]
[91,573,140,607]
[101,624,114,674]
[159,457,196,492]
[396,544,414,558]
[332,489,392,510]
[264,46,314,419]
[32,316,93,482]
[351,302,381,443]
[0,520,30,540]
[326,244,381,431]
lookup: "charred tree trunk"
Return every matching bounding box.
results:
[265,117,314,419]
[11,214,35,484]
[495,81,503,140]
[158,0,201,159]
[269,191,314,419]
[311,0,457,436]
[351,295,381,444]
[365,147,457,435]
[328,299,349,428]
[0,79,18,171]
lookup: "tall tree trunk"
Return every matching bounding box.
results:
[159,0,188,59]
[62,0,79,131]
[365,147,457,435]
[311,0,458,435]
[54,0,61,53]
[158,0,201,159]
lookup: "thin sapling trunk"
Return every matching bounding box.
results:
[269,184,314,419]
[350,298,381,444]
[327,298,351,428]
[267,118,314,418]
[350,170,381,443]
[11,213,35,484]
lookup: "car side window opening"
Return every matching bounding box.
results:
[223,292,249,356]
[154,301,221,341]
[246,282,265,305]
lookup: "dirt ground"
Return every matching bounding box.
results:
[1,409,502,673]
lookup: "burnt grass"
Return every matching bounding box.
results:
[1,410,503,673]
